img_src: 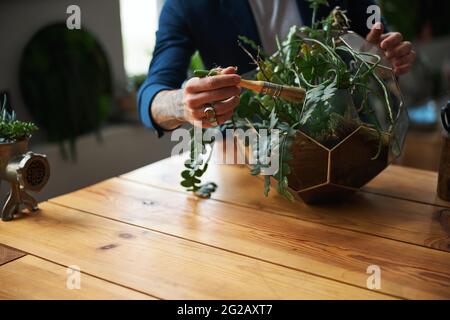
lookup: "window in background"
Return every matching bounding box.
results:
[120,0,159,78]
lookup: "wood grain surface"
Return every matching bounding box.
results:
[0,255,153,300]
[0,202,389,300]
[2,146,450,300]
[120,155,450,252]
[0,244,25,266]
[50,178,450,299]
[364,165,450,208]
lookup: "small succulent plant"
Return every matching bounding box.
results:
[0,94,38,143]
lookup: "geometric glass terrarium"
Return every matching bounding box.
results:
[180,4,409,204]
[288,32,409,203]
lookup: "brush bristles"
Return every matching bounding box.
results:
[279,86,306,103]
[238,79,306,104]
[260,82,306,103]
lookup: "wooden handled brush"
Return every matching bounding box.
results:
[193,70,306,104]
[238,79,306,104]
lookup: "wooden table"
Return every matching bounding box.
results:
[1,153,449,300]
[396,129,444,171]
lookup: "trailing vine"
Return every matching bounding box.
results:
[180,127,218,198]
[180,0,397,201]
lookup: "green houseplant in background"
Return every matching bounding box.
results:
[180,0,408,203]
[19,23,112,160]
[130,51,205,91]
[379,0,421,41]
[379,0,450,40]
[379,0,450,125]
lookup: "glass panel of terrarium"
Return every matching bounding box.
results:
[339,32,392,69]
[389,106,410,161]
[370,71,404,131]
[299,85,360,149]
[367,76,392,132]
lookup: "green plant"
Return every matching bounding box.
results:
[189,51,205,76]
[181,0,396,201]
[19,23,112,159]
[380,0,450,40]
[180,127,218,198]
[129,74,148,91]
[0,95,38,143]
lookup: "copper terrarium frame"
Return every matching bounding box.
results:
[236,31,409,204]
[285,126,393,204]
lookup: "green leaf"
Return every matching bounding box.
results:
[195,182,218,199]
[250,165,261,176]
[307,0,329,10]
[181,180,193,188]
[269,108,278,130]
[194,165,208,177]
[180,8,395,203]
[0,94,38,142]
[238,35,260,52]
[181,170,193,179]
[193,69,218,78]
[264,176,271,197]
[236,91,257,119]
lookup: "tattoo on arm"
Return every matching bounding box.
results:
[150,90,186,130]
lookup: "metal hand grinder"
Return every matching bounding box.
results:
[0,139,50,221]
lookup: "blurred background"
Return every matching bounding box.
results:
[0,0,449,201]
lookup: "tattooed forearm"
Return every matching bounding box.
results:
[150,89,186,130]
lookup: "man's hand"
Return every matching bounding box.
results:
[366,22,416,76]
[183,67,241,128]
[151,67,241,130]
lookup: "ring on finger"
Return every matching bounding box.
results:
[203,104,219,127]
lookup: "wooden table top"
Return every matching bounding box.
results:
[1,152,449,300]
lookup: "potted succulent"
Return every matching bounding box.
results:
[0,94,38,156]
[0,95,50,221]
[181,0,408,203]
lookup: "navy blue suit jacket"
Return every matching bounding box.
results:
[138,0,378,136]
